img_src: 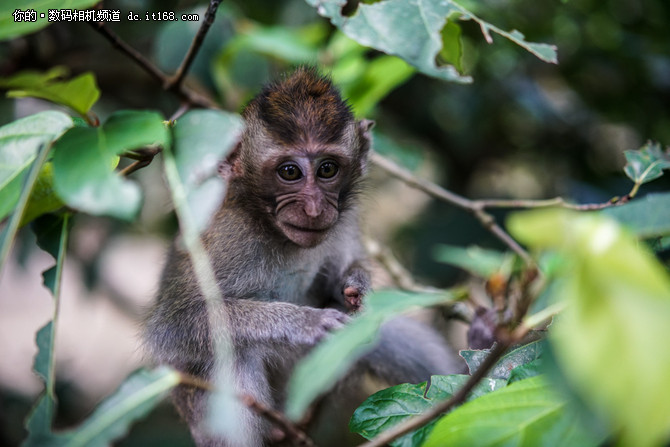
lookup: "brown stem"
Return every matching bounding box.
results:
[178,373,315,446]
[239,394,316,447]
[370,152,533,264]
[89,21,217,109]
[89,21,169,85]
[166,0,224,90]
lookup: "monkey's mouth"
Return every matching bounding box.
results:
[285,223,330,234]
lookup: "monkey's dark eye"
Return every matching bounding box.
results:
[277,164,303,181]
[317,161,339,179]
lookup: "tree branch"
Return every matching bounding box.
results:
[89,20,168,85]
[165,0,224,90]
[239,394,316,447]
[88,21,217,109]
[179,374,315,446]
[370,151,533,264]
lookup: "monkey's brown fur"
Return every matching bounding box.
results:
[144,67,461,446]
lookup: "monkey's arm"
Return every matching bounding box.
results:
[145,293,348,372]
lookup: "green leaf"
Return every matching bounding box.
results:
[433,244,510,277]
[350,375,506,447]
[1,68,100,116]
[51,110,170,221]
[24,367,182,447]
[424,376,600,447]
[0,1,100,41]
[508,209,670,447]
[308,0,470,83]
[286,290,457,420]
[172,110,244,233]
[340,56,415,116]
[623,141,670,185]
[439,21,464,72]
[0,111,72,221]
[24,214,70,442]
[19,163,65,226]
[306,0,557,83]
[232,25,320,64]
[460,340,544,379]
[508,358,544,384]
[602,192,670,239]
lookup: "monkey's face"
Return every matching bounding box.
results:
[268,153,346,248]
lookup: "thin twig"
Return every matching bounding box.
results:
[120,147,161,176]
[89,21,168,85]
[360,326,528,447]
[364,238,472,323]
[239,394,316,447]
[166,0,224,90]
[178,374,315,446]
[89,21,217,109]
[476,196,623,210]
[370,152,533,264]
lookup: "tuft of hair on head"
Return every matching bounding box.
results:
[245,66,354,146]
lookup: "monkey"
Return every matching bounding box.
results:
[143,67,461,446]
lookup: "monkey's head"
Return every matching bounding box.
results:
[223,67,373,248]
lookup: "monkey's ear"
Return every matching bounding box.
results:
[357,119,375,171]
[218,141,243,180]
[359,119,375,139]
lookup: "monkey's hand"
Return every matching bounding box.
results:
[342,263,370,313]
[300,307,350,346]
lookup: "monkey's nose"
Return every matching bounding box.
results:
[304,200,322,218]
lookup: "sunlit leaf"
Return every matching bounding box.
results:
[1,68,100,116]
[286,290,456,420]
[508,209,670,447]
[0,111,72,221]
[340,56,415,116]
[424,376,599,447]
[350,374,506,447]
[439,21,464,72]
[623,141,670,185]
[19,163,65,226]
[51,110,170,221]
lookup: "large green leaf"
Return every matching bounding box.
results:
[623,141,670,186]
[286,290,457,420]
[1,68,100,116]
[602,192,670,239]
[25,367,181,447]
[306,0,557,83]
[172,110,244,233]
[0,1,100,41]
[424,376,599,447]
[162,136,242,441]
[508,209,670,447]
[350,374,506,447]
[51,110,170,221]
[0,111,72,221]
